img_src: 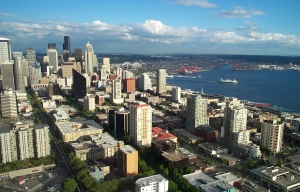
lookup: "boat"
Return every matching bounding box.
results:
[197,76,201,78]
[166,75,174,78]
[219,78,238,83]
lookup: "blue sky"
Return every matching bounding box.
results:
[0,0,299,55]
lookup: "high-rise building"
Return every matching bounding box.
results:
[0,88,17,118]
[172,86,181,101]
[0,38,11,63]
[47,82,60,97]
[118,145,138,176]
[22,57,29,87]
[61,50,70,62]
[62,61,76,77]
[47,48,58,72]
[1,61,15,90]
[25,48,36,67]
[48,43,56,49]
[137,73,152,91]
[114,109,130,136]
[14,57,25,91]
[112,79,124,104]
[156,69,166,94]
[129,102,152,147]
[72,69,89,98]
[185,95,209,133]
[29,65,42,85]
[12,52,23,59]
[84,42,97,74]
[123,78,136,93]
[74,48,82,62]
[63,36,70,54]
[99,64,107,81]
[122,70,134,79]
[103,57,110,73]
[0,122,50,163]
[83,96,95,111]
[261,121,284,154]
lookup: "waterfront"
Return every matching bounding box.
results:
[167,64,300,113]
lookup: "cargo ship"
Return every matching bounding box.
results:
[219,78,238,84]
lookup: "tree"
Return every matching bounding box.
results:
[236,165,242,171]
[278,158,283,166]
[169,181,178,192]
[63,178,77,192]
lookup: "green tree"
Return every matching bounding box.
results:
[63,178,77,192]
[169,181,178,192]
[236,165,242,171]
[278,158,283,166]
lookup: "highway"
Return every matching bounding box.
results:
[30,92,84,192]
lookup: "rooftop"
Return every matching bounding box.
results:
[198,142,227,152]
[214,172,240,183]
[162,151,187,161]
[200,180,235,192]
[120,145,137,154]
[135,174,168,187]
[56,119,103,135]
[183,172,215,189]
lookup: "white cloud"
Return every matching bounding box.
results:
[170,0,217,8]
[215,6,265,18]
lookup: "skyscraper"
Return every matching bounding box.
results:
[112,79,124,104]
[0,88,18,118]
[185,94,209,133]
[29,65,42,85]
[25,48,36,67]
[99,64,107,81]
[0,38,11,63]
[137,73,152,91]
[74,48,82,63]
[72,69,89,98]
[48,43,56,49]
[14,57,25,91]
[1,61,15,90]
[62,61,76,77]
[129,102,152,147]
[156,69,166,94]
[47,48,58,72]
[103,57,110,73]
[123,78,136,93]
[63,36,70,54]
[172,86,181,101]
[84,42,96,74]
[12,52,23,59]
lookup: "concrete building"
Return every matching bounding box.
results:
[62,61,76,77]
[0,38,11,63]
[12,52,23,59]
[261,166,300,192]
[25,48,36,67]
[138,73,152,91]
[99,64,107,81]
[195,125,217,142]
[200,180,237,192]
[261,121,284,154]
[0,122,50,163]
[122,70,134,79]
[103,57,110,73]
[118,145,138,176]
[72,69,90,98]
[130,102,152,147]
[183,172,216,189]
[83,96,95,111]
[172,86,181,101]
[1,60,15,90]
[135,174,169,192]
[55,119,103,142]
[185,94,209,133]
[156,69,166,94]
[47,48,58,72]
[198,142,228,155]
[13,57,25,91]
[112,79,124,104]
[22,57,29,87]
[1,88,17,118]
[29,65,42,85]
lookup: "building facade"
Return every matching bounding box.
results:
[261,121,284,154]
[1,88,18,118]
[118,145,138,176]
[47,48,58,72]
[135,174,169,192]
[0,38,11,63]
[156,69,166,94]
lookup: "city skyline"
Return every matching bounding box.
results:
[0,0,300,55]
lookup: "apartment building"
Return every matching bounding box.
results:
[260,121,284,154]
[135,174,169,192]
[118,145,138,177]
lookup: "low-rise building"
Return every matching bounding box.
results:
[195,125,218,142]
[198,142,228,155]
[214,172,240,185]
[183,172,215,189]
[200,180,237,192]
[172,129,204,144]
[135,174,168,192]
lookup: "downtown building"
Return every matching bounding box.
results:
[0,122,50,163]
[84,42,97,74]
[47,48,58,72]
[112,79,124,104]
[25,48,36,67]
[1,60,15,90]
[72,69,90,99]
[0,88,18,118]
[185,94,209,133]
[129,102,152,147]
[135,174,169,192]
[103,57,110,73]
[156,69,166,94]
[137,73,152,91]
[0,37,11,64]
[260,121,284,154]
[118,145,138,177]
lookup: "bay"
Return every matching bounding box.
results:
[167,65,300,113]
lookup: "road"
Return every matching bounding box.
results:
[31,92,84,192]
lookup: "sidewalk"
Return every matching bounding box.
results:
[29,172,58,192]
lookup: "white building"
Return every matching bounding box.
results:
[135,174,168,192]
[25,48,36,67]
[0,37,11,63]
[261,121,284,154]
[122,70,134,79]
[1,88,17,118]
[47,48,58,72]
[138,73,152,91]
[112,79,124,104]
[171,86,181,101]
[185,94,209,133]
[103,57,110,73]
[99,64,107,81]
[83,96,96,111]
[84,42,97,74]
[156,69,166,94]
[130,102,152,147]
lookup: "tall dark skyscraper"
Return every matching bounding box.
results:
[48,43,56,49]
[63,36,70,54]
[72,69,88,98]
[74,48,82,63]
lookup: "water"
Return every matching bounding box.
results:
[167,65,300,113]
